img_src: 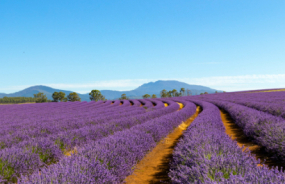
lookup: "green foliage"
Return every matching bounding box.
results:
[52,92,59,102]
[161,89,183,97]
[119,94,129,100]
[180,88,185,96]
[52,91,66,102]
[29,146,56,164]
[151,94,157,98]
[160,89,168,98]
[89,90,106,101]
[172,89,177,97]
[0,96,36,104]
[0,159,15,182]
[142,94,151,99]
[67,92,81,102]
[33,92,48,103]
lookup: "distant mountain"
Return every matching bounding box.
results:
[0,86,90,102]
[0,80,222,101]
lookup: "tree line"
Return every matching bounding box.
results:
[34,90,107,103]
[1,88,225,104]
[33,92,82,103]
[141,88,191,99]
[141,89,224,99]
[0,97,36,104]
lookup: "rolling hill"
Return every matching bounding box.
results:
[0,80,222,101]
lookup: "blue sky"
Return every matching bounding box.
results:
[1,0,284,93]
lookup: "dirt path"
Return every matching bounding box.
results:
[176,103,183,110]
[220,109,284,169]
[124,106,201,184]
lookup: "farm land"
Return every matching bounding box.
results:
[1,90,285,183]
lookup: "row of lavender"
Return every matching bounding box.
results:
[193,91,285,160]
[199,91,285,118]
[17,99,196,183]
[0,100,173,181]
[0,99,164,183]
[169,100,285,183]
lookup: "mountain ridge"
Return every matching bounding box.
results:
[0,80,222,101]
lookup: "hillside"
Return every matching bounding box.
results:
[0,80,221,101]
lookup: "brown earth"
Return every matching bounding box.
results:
[220,109,285,170]
[124,106,201,184]
[176,103,183,110]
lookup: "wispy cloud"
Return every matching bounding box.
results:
[179,74,285,91]
[1,74,284,93]
[45,79,153,91]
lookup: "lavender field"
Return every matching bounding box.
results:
[1,91,285,183]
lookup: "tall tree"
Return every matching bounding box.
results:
[58,92,66,102]
[180,88,185,96]
[52,92,59,102]
[167,91,172,97]
[33,92,48,103]
[67,92,81,102]
[160,89,168,98]
[171,89,177,97]
[89,90,105,101]
[119,94,129,100]
[174,92,182,97]
[151,94,157,98]
[142,94,151,99]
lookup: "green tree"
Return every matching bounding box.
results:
[67,92,81,102]
[33,92,48,103]
[58,92,66,102]
[180,88,185,96]
[160,89,168,98]
[174,92,182,97]
[52,91,66,102]
[142,94,151,99]
[151,94,157,98]
[169,89,178,97]
[89,90,106,101]
[204,92,208,95]
[52,92,59,102]
[119,94,129,100]
[167,91,172,97]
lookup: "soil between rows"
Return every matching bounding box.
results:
[124,106,201,184]
[220,109,285,170]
